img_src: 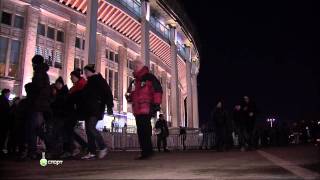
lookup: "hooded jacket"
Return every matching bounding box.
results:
[81,73,113,119]
[126,66,163,116]
[29,63,51,112]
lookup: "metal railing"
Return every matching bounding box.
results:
[176,42,188,60]
[149,16,170,40]
[114,0,141,16]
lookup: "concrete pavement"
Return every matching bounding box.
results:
[0,145,319,180]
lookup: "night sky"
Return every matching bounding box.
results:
[180,0,320,125]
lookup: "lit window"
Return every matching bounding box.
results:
[54,50,62,69]
[14,15,24,29]
[8,40,21,77]
[0,36,9,76]
[1,11,12,26]
[47,26,55,40]
[44,48,53,66]
[37,23,45,36]
[57,30,64,43]
[35,46,43,56]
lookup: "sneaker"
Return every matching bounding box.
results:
[81,152,96,160]
[97,148,108,159]
[72,149,81,157]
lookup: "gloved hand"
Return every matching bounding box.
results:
[107,108,113,115]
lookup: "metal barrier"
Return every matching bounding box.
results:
[75,127,202,151]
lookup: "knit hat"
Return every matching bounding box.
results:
[32,55,44,65]
[84,64,95,73]
[70,68,81,79]
[55,76,64,85]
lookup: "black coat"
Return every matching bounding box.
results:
[51,85,69,118]
[233,110,245,128]
[213,108,228,129]
[81,73,113,119]
[0,95,10,124]
[29,63,51,112]
[155,119,169,137]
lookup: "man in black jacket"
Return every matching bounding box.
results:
[155,114,169,152]
[0,89,10,158]
[81,64,113,160]
[26,55,51,159]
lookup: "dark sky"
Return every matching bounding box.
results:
[180,0,320,124]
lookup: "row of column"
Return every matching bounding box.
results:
[20,0,199,128]
[140,0,199,128]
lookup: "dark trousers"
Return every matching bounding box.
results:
[135,115,153,156]
[200,132,209,149]
[26,112,45,154]
[157,135,167,151]
[215,127,227,151]
[0,122,9,151]
[85,116,106,153]
[63,118,88,153]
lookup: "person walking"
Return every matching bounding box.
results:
[81,64,113,160]
[179,126,187,150]
[25,55,51,159]
[233,104,247,151]
[0,89,11,158]
[212,100,228,152]
[60,69,88,159]
[155,114,169,152]
[125,60,163,160]
[241,96,257,150]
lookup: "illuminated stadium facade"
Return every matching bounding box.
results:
[0,0,200,129]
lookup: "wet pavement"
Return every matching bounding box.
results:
[0,145,319,179]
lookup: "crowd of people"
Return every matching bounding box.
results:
[199,97,320,152]
[1,55,319,161]
[0,55,165,161]
[0,55,114,160]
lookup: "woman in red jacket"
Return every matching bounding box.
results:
[126,60,163,160]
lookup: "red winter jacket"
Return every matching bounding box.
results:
[69,77,86,94]
[126,66,163,116]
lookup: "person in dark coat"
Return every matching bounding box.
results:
[26,55,51,159]
[212,100,228,152]
[80,64,113,160]
[233,104,248,151]
[7,97,21,156]
[0,89,11,158]
[241,96,257,150]
[60,69,88,159]
[47,77,69,157]
[126,60,163,160]
[155,114,169,152]
[179,126,187,150]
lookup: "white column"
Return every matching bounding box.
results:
[95,34,106,77]
[20,6,40,96]
[140,0,150,67]
[185,46,193,128]
[192,64,199,128]
[118,46,128,113]
[63,21,77,88]
[161,71,168,120]
[84,0,98,65]
[169,26,180,127]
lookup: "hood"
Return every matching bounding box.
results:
[133,66,149,80]
[34,63,49,73]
